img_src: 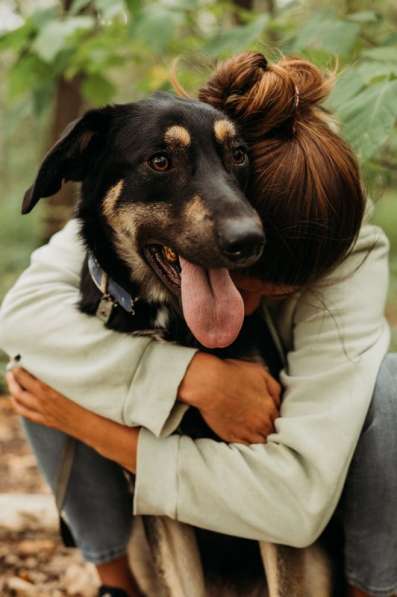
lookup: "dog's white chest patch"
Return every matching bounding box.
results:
[154,306,170,329]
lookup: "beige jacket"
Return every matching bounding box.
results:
[0,218,390,548]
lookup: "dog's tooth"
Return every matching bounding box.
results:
[163,246,177,262]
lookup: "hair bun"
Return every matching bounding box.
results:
[198,52,267,113]
[284,58,332,112]
[251,52,268,72]
[199,52,334,138]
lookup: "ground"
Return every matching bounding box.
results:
[0,396,100,597]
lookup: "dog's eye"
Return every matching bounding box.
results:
[232,147,248,166]
[149,153,171,172]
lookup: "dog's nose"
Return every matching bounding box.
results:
[217,218,265,265]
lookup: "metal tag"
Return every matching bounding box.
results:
[96,295,115,324]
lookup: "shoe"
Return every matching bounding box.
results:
[98,586,130,597]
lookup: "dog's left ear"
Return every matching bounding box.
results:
[22,106,116,214]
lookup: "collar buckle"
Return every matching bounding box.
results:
[88,253,136,320]
[96,294,116,324]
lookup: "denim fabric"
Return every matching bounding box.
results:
[21,420,133,564]
[22,353,397,590]
[342,353,397,596]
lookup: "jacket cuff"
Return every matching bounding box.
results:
[123,341,197,437]
[133,428,179,518]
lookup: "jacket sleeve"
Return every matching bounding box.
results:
[134,224,390,547]
[0,219,196,436]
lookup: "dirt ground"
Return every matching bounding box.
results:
[0,396,100,596]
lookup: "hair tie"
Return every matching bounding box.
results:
[294,84,300,110]
[292,84,300,135]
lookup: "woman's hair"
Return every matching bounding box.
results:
[197,52,366,286]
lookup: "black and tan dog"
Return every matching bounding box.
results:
[22,93,335,595]
[23,93,266,347]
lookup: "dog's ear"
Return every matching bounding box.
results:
[22,106,115,214]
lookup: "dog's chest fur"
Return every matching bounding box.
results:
[80,254,283,591]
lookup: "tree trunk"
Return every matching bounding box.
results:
[41,0,87,242]
[265,0,276,17]
[234,0,254,9]
[42,75,85,242]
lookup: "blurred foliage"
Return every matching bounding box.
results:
[0,0,396,387]
[1,0,397,180]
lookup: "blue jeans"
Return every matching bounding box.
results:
[342,353,397,596]
[21,421,133,565]
[22,354,397,594]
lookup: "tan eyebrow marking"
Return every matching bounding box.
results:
[102,180,124,220]
[214,119,236,142]
[183,194,209,225]
[164,125,191,146]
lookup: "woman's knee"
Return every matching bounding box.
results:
[21,417,69,490]
[22,418,133,560]
[61,440,133,558]
[364,353,397,433]
[350,353,397,477]
[343,355,397,595]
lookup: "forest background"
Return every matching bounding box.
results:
[0,0,396,390]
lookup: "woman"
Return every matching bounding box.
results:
[1,53,394,597]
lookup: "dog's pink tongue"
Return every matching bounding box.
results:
[179,257,244,348]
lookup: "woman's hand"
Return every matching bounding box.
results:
[178,353,281,444]
[7,368,83,433]
[6,368,139,472]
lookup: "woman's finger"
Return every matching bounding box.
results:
[10,395,46,425]
[12,368,42,395]
[265,374,281,407]
[6,372,26,400]
[6,373,42,411]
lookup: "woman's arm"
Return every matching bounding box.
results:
[0,219,280,443]
[130,224,389,547]
[7,367,140,472]
[0,219,196,436]
[3,220,390,547]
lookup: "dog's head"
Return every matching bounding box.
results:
[23,93,265,348]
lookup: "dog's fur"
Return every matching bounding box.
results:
[23,93,340,594]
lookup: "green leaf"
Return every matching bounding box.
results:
[171,0,200,9]
[292,13,360,55]
[82,73,116,105]
[65,22,126,77]
[123,0,142,17]
[0,22,34,53]
[327,68,365,111]
[348,11,378,23]
[356,61,397,84]
[29,7,59,30]
[8,54,51,98]
[339,80,397,161]
[296,47,335,68]
[362,47,397,63]
[32,16,95,62]
[203,14,269,57]
[384,32,397,46]
[94,0,125,18]
[130,5,185,53]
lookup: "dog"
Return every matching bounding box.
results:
[22,92,337,595]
